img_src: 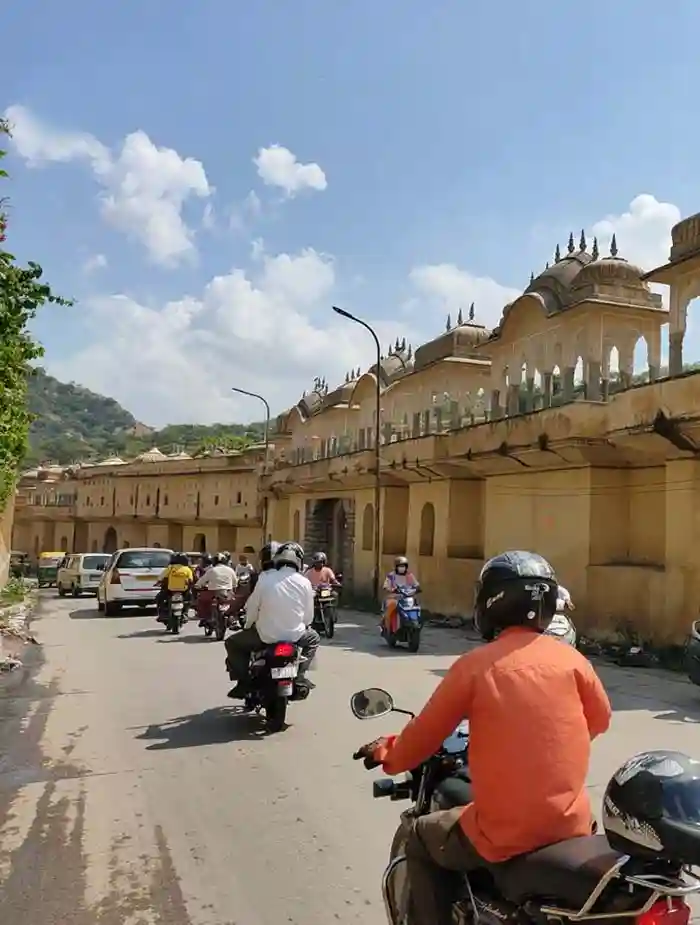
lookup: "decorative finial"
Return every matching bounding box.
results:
[469,302,475,321]
[579,229,587,252]
[567,232,575,254]
[446,313,451,331]
[545,261,550,269]
[610,233,618,258]
[407,343,412,359]
[592,236,599,260]
[457,307,463,325]
[395,336,401,351]
[554,243,561,263]
[400,336,406,351]
[387,342,393,355]
[529,270,534,283]
[345,371,349,383]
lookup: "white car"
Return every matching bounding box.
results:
[57,552,111,597]
[97,547,173,616]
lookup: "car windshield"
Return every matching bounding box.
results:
[82,555,110,570]
[116,550,171,570]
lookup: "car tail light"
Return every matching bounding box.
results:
[637,899,691,925]
[110,569,121,585]
[274,643,295,657]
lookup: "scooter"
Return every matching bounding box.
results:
[381,585,422,652]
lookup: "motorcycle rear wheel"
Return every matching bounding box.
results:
[214,612,226,641]
[265,696,288,732]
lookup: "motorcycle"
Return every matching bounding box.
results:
[241,642,312,732]
[312,583,338,638]
[166,593,188,635]
[350,686,700,925]
[382,585,422,652]
[203,594,231,641]
[684,620,700,685]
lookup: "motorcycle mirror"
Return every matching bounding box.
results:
[350,688,394,720]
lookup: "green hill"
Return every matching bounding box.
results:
[25,369,265,466]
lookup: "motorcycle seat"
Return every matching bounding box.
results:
[493,835,626,908]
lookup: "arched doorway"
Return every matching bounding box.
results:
[193,533,206,554]
[103,526,118,554]
[305,498,354,586]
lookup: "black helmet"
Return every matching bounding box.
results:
[474,550,558,642]
[200,554,213,567]
[274,541,304,572]
[603,750,700,866]
[260,541,280,571]
[312,551,327,567]
[172,551,189,566]
[212,552,226,565]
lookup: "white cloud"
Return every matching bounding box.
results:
[409,264,521,329]
[82,253,108,274]
[5,104,212,266]
[49,247,406,427]
[254,144,327,197]
[590,194,679,271]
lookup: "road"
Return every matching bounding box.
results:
[1,594,700,925]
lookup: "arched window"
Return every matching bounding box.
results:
[362,503,374,551]
[419,503,435,557]
[193,533,206,554]
[292,510,300,543]
[60,535,68,551]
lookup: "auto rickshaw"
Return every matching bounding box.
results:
[37,551,65,588]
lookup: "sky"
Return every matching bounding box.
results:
[3,0,699,427]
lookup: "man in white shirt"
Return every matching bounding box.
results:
[195,553,238,595]
[224,542,320,699]
[235,553,256,582]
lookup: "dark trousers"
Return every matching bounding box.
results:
[405,807,484,925]
[225,626,320,681]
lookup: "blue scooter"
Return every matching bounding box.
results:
[381,585,422,652]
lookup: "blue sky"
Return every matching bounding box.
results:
[3,0,697,426]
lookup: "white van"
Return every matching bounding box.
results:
[57,553,112,597]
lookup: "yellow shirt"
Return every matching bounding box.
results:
[160,564,193,592]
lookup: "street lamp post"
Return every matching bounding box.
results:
[231,386,271,550]
[332,306,382,606]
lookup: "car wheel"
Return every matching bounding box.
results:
[104,601,122,617]
[97,596,105,612]
[58,583,66,598]
[72,583,81,598]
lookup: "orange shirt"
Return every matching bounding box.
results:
[375,627,611,862]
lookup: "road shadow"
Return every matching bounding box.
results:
[155,633,222,645]
[133,707,273,749]
[117,628,167,639]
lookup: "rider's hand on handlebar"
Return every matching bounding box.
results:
[353,737,389,769]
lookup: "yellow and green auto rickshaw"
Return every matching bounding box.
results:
[37,551,65,588]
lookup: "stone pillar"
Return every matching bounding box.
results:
[562,367,576,402]
[506,384,520,416]
[669,331,684,377]
[601,378,610,401]
[524,377,535,412]
[586,361,602,401]
[542,372,553,408]
[490,389,503,420]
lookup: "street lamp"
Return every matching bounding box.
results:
[332,305,382,605]
[231,386,271,549]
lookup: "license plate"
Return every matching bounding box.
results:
[137,574,157,582]
[270,665,298,679]
[320,590,331,598]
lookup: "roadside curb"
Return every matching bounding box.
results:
[0,590,39,674]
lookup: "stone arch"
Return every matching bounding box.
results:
[361,503,374,551]
[103,526,117,554]
[632,334,650,382]
[60,535,68,552]
[419,502,436,557]
[193,533,206,554]
[292,509,300,543]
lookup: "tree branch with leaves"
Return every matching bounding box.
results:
[0,117,71,511]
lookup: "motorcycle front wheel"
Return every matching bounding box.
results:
[323,606,335,639]
[408,628,421,653]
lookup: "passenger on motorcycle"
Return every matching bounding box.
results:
[157,552,194,621]
[357,550,612,925]
[303,552,340,589]
[224,541,320,699]
[195,552,237,598]
[248,541,279,594]
[194,554,214,624]
[235,553,256,582]
[382,555,420,635]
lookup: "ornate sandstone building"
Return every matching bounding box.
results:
[12,212,700,642]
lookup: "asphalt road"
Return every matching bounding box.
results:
[1,593,700,925]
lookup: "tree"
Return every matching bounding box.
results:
[0,118,70,511]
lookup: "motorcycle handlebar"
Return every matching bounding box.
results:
[353,749,381,770]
